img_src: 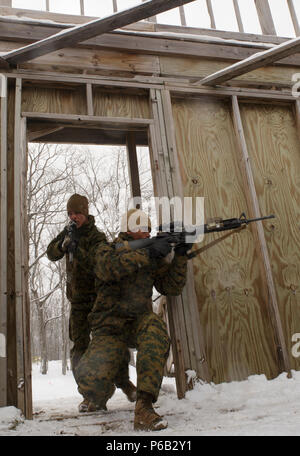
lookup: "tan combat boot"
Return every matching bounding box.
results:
[78,398,89,413]
[134,392,168,431]
[121,381,137,403]
[87,402,107,412]
[87,384,116,412]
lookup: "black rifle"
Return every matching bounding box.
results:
[115,212,275,258]
[66,220,78,263]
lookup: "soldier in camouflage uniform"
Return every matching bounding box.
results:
[46,194,137,413]
[76,209,189,430]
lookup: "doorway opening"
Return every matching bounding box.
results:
[27,127,160,412]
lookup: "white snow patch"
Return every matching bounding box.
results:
[0,406,24,432]
[0,361,300,436]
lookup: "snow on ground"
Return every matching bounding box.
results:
[1,360,300,436]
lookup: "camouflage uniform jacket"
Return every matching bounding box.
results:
[46,215,107,303]
[89,232,188,334]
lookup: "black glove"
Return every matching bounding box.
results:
[148,238,172,259]
[61,235,72,252]
[60,221,78,254]
[174,243,193,256]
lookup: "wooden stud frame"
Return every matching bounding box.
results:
[287,0,300,37]
[1,106,152,416]
[160,89,211,384]
[0,74,7,407]
[254,0,276,36]
[1,54,300,413]
[206,0,216,29]
[126,131,142,204]
[233,0,244,33]
[0,0,300,42]
[149,87,211,396]
[19,88,211,403]
[13,80,32,418]
[0,0,196,67]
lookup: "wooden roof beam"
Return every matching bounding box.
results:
[254,0,276,36]
[194,35,300,86]
[0,0,196,68]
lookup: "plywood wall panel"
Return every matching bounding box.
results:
[240,104,300,370]
[171,96,279,383]
[21,87,151,120]
[93,91,150,119]
[22,87,87,115]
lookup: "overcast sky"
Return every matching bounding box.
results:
[11,0,299,37]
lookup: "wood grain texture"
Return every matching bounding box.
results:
[3,21,300,66]
[93,89,150,119]
[171,96,279,383]
[17,47,160,78]
[240,103,300,370]
[22,87,87,115]
[2,0,196,66]
[0,87,7,407]
[232,96,290,375]
[159,56,300,86]
[254,0,276,36]
[6,86,17,406]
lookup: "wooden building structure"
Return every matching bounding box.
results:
[0,0,300,419]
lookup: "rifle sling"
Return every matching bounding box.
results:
[187,226,246,259]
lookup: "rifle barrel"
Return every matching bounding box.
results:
[244,214,275,223]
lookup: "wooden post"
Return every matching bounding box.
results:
[14,79,26,415]
[149,89,189,397]
[232,95,291,377]
[6,79,32,418]
[254,0,276,35]
[160,89,211,384]
[0,74,7,407]
[206,0,216,29]
[233,0,244,33]
[21,115,32,420]
[287,0,300,36]
[149,89,170,198]
[112,0,118,13]
[45,0,50,12]
[0,1,12,6]
[149,88,211,398]
[126,131,142,208]
[179,6,187,27]
[295,99,300,137]
[7,77,17,409]
[86,83,94,116]
[80,0,85,16]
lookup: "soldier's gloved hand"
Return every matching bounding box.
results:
[61,235,71,252]
[174,243,193,256]
[148,238,172,259]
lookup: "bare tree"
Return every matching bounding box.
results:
[27,142,154,374]
[27,143,84,374]
[75,146,154,240]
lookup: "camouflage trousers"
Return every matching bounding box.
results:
[69,303,131,391]
[69,304,92,385]
[76,312,170,406]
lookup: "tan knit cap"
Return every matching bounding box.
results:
[120,208,151,232]
[67,194,89,217]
